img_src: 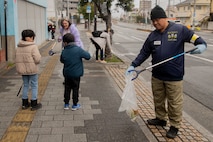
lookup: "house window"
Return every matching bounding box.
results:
[196,5,201,10]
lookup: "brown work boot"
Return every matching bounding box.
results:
[166,126,179,139]
[147,118,167,126]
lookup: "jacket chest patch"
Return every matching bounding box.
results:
[167,31,178,41]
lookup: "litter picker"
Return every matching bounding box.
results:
[48,41,58,56]
[130,48,198,81]
[16,84,23,97]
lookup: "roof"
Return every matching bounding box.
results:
[175,0,210,7]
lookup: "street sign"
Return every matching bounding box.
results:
[86,5,91,13]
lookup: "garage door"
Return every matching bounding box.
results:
[17,0,46,45]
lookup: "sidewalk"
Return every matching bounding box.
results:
[0,26,152,142]
[0,24,212,142]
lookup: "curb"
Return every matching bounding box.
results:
[136,28,152,32]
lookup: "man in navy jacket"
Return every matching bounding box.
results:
[126,5,207,139]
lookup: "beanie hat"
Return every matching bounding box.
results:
[150,5,167,20]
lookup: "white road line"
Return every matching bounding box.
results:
[117,33,145,41]
[186,54,213,63]
[131,36,145,41]
[116,33,132,40]
[116,31,123,35]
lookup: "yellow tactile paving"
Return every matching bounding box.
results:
[105,65,210,142]
[7,122,31,132]
[0,42,59,142]
[12,113,34,122]
[1,132,27,142]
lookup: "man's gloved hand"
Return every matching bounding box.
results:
[125,66,134,75]
[191,44,206,54]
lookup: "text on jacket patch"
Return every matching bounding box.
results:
[168,31,178,41]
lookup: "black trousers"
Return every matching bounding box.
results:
[96,48,104,60]
[51,32,55,39]
[64,77,80,105]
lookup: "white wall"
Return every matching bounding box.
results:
[47,0,55,18]
[18,0,46,45]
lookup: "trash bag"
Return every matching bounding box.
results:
[88,38,97,57]
[118,74,139,121]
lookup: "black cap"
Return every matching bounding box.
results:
[150,5,167,20]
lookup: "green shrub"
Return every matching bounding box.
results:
[105,54,123,63]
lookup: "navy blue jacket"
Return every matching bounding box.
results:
[131,22,206,81]
[60,43,91,78]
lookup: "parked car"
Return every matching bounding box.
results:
[168,20,182,24]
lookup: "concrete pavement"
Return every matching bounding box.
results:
[0,25,151,142]
[0,23,212,142]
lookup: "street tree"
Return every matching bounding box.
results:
[79,0,134,58]
[79,0,134,31]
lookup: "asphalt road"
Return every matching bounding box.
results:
[94,21,213,134]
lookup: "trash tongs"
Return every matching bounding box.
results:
[130,48,198,81]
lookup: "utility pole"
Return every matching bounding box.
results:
[54,0,58,30]
[168,0,170,18]
[210,0,213,21]
[4,0,8,61]
[86,0,92,31]
[67,0,69,19]
[94,3,97,31]
[192,0,196,30]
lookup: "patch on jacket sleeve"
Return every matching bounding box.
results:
[190,34,199,43]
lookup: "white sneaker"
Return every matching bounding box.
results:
[100,60,107,63]
[64,104,70,110]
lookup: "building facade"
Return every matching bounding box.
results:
[175,0,210,26]
[0,0,47,64]
[62,0,79,19]
[139,0,152,23]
